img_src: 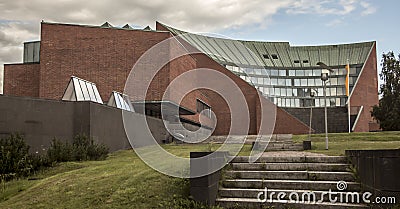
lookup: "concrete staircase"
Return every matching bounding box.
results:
[216,155,368,209]
[209,135,304,151]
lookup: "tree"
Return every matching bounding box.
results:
[371,51,400,131]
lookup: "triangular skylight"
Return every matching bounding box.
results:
[107,91,134,112]
[101,22,113,28]
[143,26,152,31]
[122,24,133,29]
[62,76,103,104]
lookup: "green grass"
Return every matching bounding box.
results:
[0,149,224,209]
[293,131,400,156]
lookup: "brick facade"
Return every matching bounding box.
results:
[349,43,379,132]
[3,63,40,97]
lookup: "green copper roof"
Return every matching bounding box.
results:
[159,22,374,68]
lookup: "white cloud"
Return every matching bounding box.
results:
[0,0,377,93]
[360,1,377,16]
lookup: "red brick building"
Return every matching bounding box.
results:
[3,21,379,134]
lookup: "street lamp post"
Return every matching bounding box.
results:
[308,90,315,141]
[317,62,334,150]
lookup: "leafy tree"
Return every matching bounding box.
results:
[371,52,400,131]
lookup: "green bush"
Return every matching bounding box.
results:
[0,134,39,180]
[47,134,109,162]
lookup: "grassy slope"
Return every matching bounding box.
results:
[1,132,399,208]
[293,131,400,155]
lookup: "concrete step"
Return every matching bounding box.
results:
[266,144,304,151]
[231,163,351,172]
[224,171,355,181]
[219,188,367,202]
[216,197,368,209]
[232,156,348,164]
[222,179,361,191]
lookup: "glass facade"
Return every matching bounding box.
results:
[225,65,362,108]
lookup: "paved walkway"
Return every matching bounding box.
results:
[261,151,329,157]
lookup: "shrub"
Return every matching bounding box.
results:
[47,134,109,162]
[0,134,36,180]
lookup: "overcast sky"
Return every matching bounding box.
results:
[1,0,399,93]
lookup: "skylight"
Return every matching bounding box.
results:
[62,76,103,104]
[107,91,134,112]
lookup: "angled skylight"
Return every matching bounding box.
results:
[101,22,113,28]
[122,24,133,29]
[62,76,103,104]
[107,91,134,112]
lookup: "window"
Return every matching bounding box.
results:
[289,70,296,76]
[294,79,300,86]
[305,70,313,76]
[271,78,278,85]
[263,54,270,59]
[296,70,305,76]
[286,79,292,86]
[308,79,315,86]
[281,88,287,96]
[270,70,279,76]
[300,79,307,86]
[271,54,279,59]
[303,60,309,64]
[196,99,211,118]
[279,70,286,76]
[278,79,285,86]
[313,69,322,76]
[315,79,323,86]
[294,60,300,64]
[330,77,338,85]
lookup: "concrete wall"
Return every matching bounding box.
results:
[346,149,400,207]
[0,95,169,153]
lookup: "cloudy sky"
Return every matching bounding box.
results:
[1,0,399,93]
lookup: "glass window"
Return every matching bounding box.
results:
[330,88,337,96]
[278,79,285,86]
[281,88,287,96]
[279,70,286,76]
[341,98,347,106]
[300,79,307,86]
[286,79,291,86]
[294,79,300,86]
[305,70,313,76]
[292,89,297,97]
[320,98,325,106]
[336,98,341,107]
[287,89,292,96]
[315,79,323,86]
[79,80,90,100]
[337,87,343,95]
[271,70,279,76]
[73,78,84,100]
[308,79,315,86]
[296,70,305,76]
[297,88,304,97]
[255,69,263,75]
[318,88,324,96]
[269,88,275,96]
[315,98,320,107]
[330,98,336,106]
[271,78,278,85]
[313,69,321,76]
[295,99,300,107]
[338,77,346,85]
[350,68,357,75]
[330,77,338,85]
[277,98,282,106]
[289,70,296,76]
[258,77,263,85]
[275,88,280,96]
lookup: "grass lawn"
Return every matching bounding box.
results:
[1,132,399,208]
[293,131,400,156]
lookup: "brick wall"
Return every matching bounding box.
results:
[350,43,379,132]
[3,63,40,97]
[39,23,172,100]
